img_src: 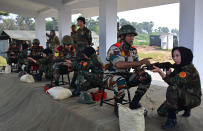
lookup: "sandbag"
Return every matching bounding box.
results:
[118,104,145,131]
[20,74,35,83]
[47,86,72,100]
[5,65,11,74]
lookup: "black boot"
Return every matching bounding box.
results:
[54,81,59,86]
[70,76,77,89]
[114,95,124,117]
[182,109,191,117]
[129,93,143,109]
[162,109,177,130]
[72,86,81,97]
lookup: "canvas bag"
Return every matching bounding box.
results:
[47,86,72,100]
[118,104,145,131]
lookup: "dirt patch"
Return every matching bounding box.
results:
[135,45,173,63]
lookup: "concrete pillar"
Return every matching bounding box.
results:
[35,15,46,47]
[58,6,72,42]
[179,0,203,86]
[99,0,117,62]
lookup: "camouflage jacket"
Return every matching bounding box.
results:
[72,55,104,84]
[163,64,202,99]
[74,27,92,47]
[48,36,60,51]
[7,47,20,56]
[56,46,75,59]
[105,41,138,73]
[28,46,44,59]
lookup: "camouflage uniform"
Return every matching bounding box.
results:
[53,35,75,85]
[36,50,53,80]
[104,41,151,99]
[26,39,44,73]
[73,27,92,57]
[47,35,60,52]
[7,43,20,65]
[72,54,103,91]
[157,64,202,116]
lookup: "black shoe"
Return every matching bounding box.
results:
[33,74,42,81]
[162,118,177,130]
[54,81,59,86]
[72,88,81,97]
[182,109,191,117]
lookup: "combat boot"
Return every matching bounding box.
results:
[162,109,177,130]
[129,93,142,109]
[72,85,81,96]
[114,95,124,117]
[70,76,77,89]
[182,109,191,117]
[162,118,177,130]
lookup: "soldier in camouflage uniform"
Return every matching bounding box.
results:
[46,30,60,52]
[7,42,20,66]
[26,39,44,73]
[71,24,77,38]
[151,46,202,130]
[65,46,103,104]
[27,48,53,81]
[73,16,92,57]
[104,25,152,117]
[52,35,75,86]
[18,41,29,71]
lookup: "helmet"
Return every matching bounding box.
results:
[62,35,73,45]
[32,39,40,45]
[118,25,138,37]
[82,46,96,58]
[77,16,86,24]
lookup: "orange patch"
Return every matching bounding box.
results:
[179,72,187,78]
[121,51,125,56]
[83,62,87,66]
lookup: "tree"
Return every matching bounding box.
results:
[86,18,99,34]
[141,21,154,34]
[0,18,17,30]
[119,18,131,26]
[16,15,34,30]
[0,11,9,22]
[156,27,169,33]
[171,28,179,36]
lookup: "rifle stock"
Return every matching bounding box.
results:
[143,62,175,71]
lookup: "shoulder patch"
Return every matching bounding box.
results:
[114,42,121,48]
[179,72,187,78]
[83,61,87,67]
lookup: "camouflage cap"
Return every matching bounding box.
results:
[32,39,40,45]
[62,35,73,45]
[118,24,138,37]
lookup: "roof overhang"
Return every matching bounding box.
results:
[0,0,179,18]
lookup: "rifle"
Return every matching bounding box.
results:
[143,62,175,71]
[53,57,86,63]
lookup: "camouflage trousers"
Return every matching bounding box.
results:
[38,63,53,79]
[76,73,103,91]
[52,63,69,83]
[157,85,201,116]
[104,72,151,99]
[75,43,89,57]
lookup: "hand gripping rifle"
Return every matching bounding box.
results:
[143,62,175,71]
